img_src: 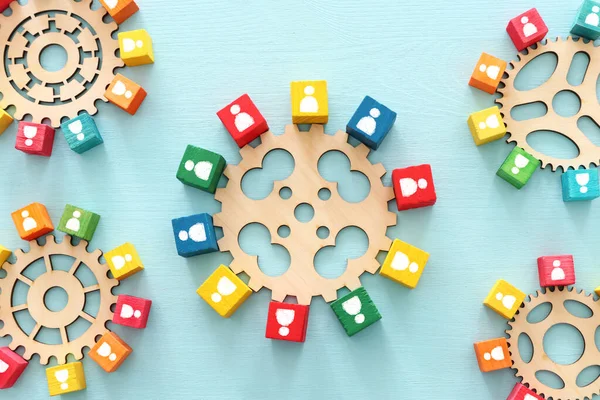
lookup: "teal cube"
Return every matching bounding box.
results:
[496,147,540,189]
[571,0,600,40]
[176,145,226,193]
[61,113,103,154]
[562,168,600,202]
[58,204,101,241]
[330,287,381,336]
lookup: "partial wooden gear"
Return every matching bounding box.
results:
[214,124,396,306]
[506,287,600,400]
[0,235,118,365]
[496,37,600,171]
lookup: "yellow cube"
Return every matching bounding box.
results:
[0,109,13,135]
[380,239,429,289]
[0,245,11,267]
[467,106,506,146]
[46,362,86,396]
[197,265,251,317]
[484,279,526,319]
[595,286,600,297]
[291,80,328,124]
[105,242,144,280]
[118,29,154,66]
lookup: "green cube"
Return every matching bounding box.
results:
[331,287,381,336]
[496,147,540,189]
[176,145,226,194]
[58,204,100,241]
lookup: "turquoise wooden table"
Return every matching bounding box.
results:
[1,0,598,398]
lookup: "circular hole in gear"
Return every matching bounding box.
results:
[317,226,330,239]
[552,90,582,118]
[277,225,290,238]
[279,187,292,200]
[543,323,585,365]
[44,286,69,312]
[294,203,314,223]
[39,44,68,72]
[318,188,331,200]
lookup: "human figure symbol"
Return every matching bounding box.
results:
[299,86,319,113]
[230,104,255,132]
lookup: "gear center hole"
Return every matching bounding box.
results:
[552,90,581,118]
[543,323,585,365]
[39,44,68,73]
[294,203,314,223]
[44,286,69,312]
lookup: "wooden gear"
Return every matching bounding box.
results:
[497,37,600,171]
[214,124,397,306]
[506,287,600,400]
[0,235,118,365]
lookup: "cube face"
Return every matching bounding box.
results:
[507,8,548,51]
[99,0,139,24]
[197,265,252,317]
[484,279,526,319]
[11,203,54,241]
[46,362,86,396]
[89,332,132,373]
[0,109,13,135]
[58,204,100,241]
[467,106,506,145]
[217,94,269,147]
[176,145,226,193]
[537,255,575,287]
[507,383,544,400]
[392,164,437,211]
[61,113,103,154]
[0,347,28,389]
[497,147,540,189]
[571,0,600,40]
[113,294,152,329]
[105,242,144,280]
[380,239,429,289]
[290,80,328,124]
[172,213,219,257]
[118,29,154,66]
[0,0,11,13]
[473,338,511,372]
[0,245,11,267]
[265,302,310,342]
[469,53,507,94]
[15,122,55,156]
[562,169,600,201]
[105,74,147,115]
[331,287,381,336]
[346,96,397,150]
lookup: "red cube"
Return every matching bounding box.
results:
[0,0,12,13]
[506,8,548,51]
[265,301,309,343]
[15,122,55,157]
[507,383,543,400]
[112,294,152,329]
[0,347,28,389]
[217,94,269,147]
[392,164,437,211]
[537,255,575,287]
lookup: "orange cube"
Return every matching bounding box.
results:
[105,74,147,115]
[88,332,132,373]
[99,0,139,24]
[469,53,507,94]
[11,203,54,241]
[473,338,512,372]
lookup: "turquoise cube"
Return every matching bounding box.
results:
[346,96,396,150]
[172,213,219,257]
[496,147,540,189]
[571,0,600,40]
[562,168,600,202]
[61,113,103,154]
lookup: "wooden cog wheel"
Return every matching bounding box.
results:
[214,124,397,306]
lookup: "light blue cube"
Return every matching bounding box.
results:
[571,0,600,40]
[172,213,219,257]
[346,96,396,150]
[61,113,103,154]
[562,168,600,202]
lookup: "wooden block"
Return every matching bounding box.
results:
[330,287,381,336]
[46,362,86,396]
[0,0,12,13]
[507,8,548,51]
[105,74,147,115]
[392,164,437,211]
[0,245,11,267]
[98,0,139,24]
[105,242,144,280]
[0,347,28,389]
[88,332,132,373]
[118,29,154,66]
[473,338,511,372]
[571,0,600,40]
[0,109,13,135]
[380,239,429,289]
[61,113,103,154]
[197,265,252,317]
[469,53,507,94]
[15,121,55,157]
[562,168,600,202]
[172,213,219,257]
[496,147,540,189]
[57,204,100,241]
[113,294,152,329]
[290,80,328,124]
[507,383,543,400]
[595,286,600,296]
[467,106,506,146]
[537,255,575,287]
[484,279,526,320]
[265,301,309,342]
[217,94,269,147]
[176,145,226,193]
[11,203,54,241]
[346,96,396,150]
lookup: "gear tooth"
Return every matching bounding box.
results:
[309,124,324,136]
[218,236,233,252]
[284,124,299,136]
[372,163,386,178]
[386,212,397,227]
[354,143,370,158]
[259,130,275,145]
[91,249,102,261]
[247,278,263,292]
[228,258,243,273]
[364,258,380,274]
[239,146,253,159]
[345,275,362,291]
[321,288,337,303]
[73,348,84,360]
[214,190,225,202]
[271,289,286,303]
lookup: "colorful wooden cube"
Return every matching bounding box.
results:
[290,80,328,124]
[113,294,152,329]
[562,168,600,202]
[265,302,310,342]
[380,239,429,289]
[46,362,86,396]
[99,0,138,24]
[497,147,540,189]
[105,74,147,115]
[61,113,103,154]
[467,106,506,145]
[217,94,269,147]
[346,96,397,150]
[88,332,132,373]
[0,0,12,13]
[0,109,13,135]
[0,347,28,389]
[392,164,437,211]
[176,145,226,193]
[537,255,575,287]
[197,265,252,318]
[105,242,144,280]
[172,213,219,257]
[507,383,543,400]
[484,279,526,320]
[15,122,55,157]
[571,0,600,40]
[331,287,381,336]
[473,338,512,372]
[507,8,548,51]
[11,203,54,241]
[118,29,154,66]
[469,53,507,94]
[57,204,100,241]
[0,245,11,267]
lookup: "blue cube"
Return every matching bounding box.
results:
[346,96,396,150]
[61,113,103,154]
[172,213,219,257]
[571,0,600,40]
[562,168,600,202]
